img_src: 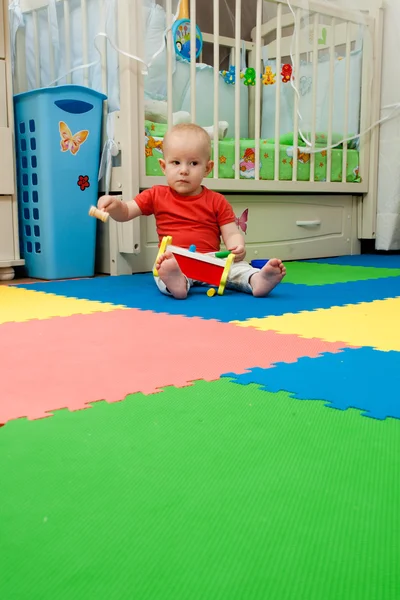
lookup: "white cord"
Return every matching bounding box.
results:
[285,0,400,154]
[286,0,308,144]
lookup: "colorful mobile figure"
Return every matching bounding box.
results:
[172,0,203,61]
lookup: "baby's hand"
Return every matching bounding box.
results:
[97,195,126,220]
[228,244,246,262]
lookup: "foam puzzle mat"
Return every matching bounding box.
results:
[1,255,399,599]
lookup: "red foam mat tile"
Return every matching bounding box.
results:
[0,309,351,422]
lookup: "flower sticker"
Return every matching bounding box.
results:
[77,175,90,191]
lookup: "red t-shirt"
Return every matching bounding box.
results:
[135,185,236,253]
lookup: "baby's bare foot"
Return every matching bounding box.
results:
[157,251,188,299]
[250,258,286,297]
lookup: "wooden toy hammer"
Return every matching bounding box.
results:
[89,206,109,223]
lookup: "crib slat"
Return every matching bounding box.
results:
[254,0,262,180]
[234,0,241,180]
[310,13,319,182]
[99,0,108,95]
[292,8,300,182]
[190,0,196,122]
[81,0,89,86]
[166,0,173,127]
[32,10,41,88]
[63,0,72,84]
[274,2,282,181]
[213,0,219,179]
[342,21,351,183]
[135,0,146,184]
[327,17,335,183]
[47,5,55,84]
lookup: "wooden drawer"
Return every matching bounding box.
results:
[144,194,357,262]
[0,59,7,126]
[0,127,15,194]
[0,196,15,260]
[226,194,356,261]
[233,197,348,242]
[0,0,4,59]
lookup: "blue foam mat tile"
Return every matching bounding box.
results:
[223,347,400,420]
[304,254,400,268]
[16,273,400,322]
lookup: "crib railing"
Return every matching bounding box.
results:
[11,0,383,256]
[251,2,372,187]
[13,0,381,192]
[138,0,381,196]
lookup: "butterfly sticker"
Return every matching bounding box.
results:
[59,121,89,155]
[235,208,248,234]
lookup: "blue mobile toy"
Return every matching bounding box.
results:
[172,0,203,61]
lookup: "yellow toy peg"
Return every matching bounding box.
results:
[217,253,235,295]
[153,236,173,277]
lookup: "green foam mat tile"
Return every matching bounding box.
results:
[283,261,400,286]
[1,379,399,600]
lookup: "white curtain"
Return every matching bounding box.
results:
[375,0,400,250]
[318,0,400,249]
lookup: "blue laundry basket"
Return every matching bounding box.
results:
[14,85,107,280]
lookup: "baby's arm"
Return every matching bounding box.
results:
[220,222,246,262]
[97,195,143,222]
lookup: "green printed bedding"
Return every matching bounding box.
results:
[144,121,361,183]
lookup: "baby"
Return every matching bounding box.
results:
[97,123,286,299]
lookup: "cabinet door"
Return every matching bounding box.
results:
[0,59,7,126]
[0,127,15,194]
[0,196,15,260]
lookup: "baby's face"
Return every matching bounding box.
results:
[159,132,213,196]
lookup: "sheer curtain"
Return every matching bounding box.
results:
[375,0,400,250]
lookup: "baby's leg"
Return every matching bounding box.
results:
[156,252,189,299]
[225,259,286,296]
[250,259,286,297]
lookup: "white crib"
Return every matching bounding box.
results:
[10,0,384,275]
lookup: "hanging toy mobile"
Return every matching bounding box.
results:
[281,63,293,83]
[221,65,236,85]
[221,66,257,86]
[241,67,257,86]
[262,66,276,85]
[172,0,203,61]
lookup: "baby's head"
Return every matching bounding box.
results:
[159,123,214,196]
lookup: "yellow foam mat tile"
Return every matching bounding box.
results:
[0,286,127,324]
[231,297,400,352]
